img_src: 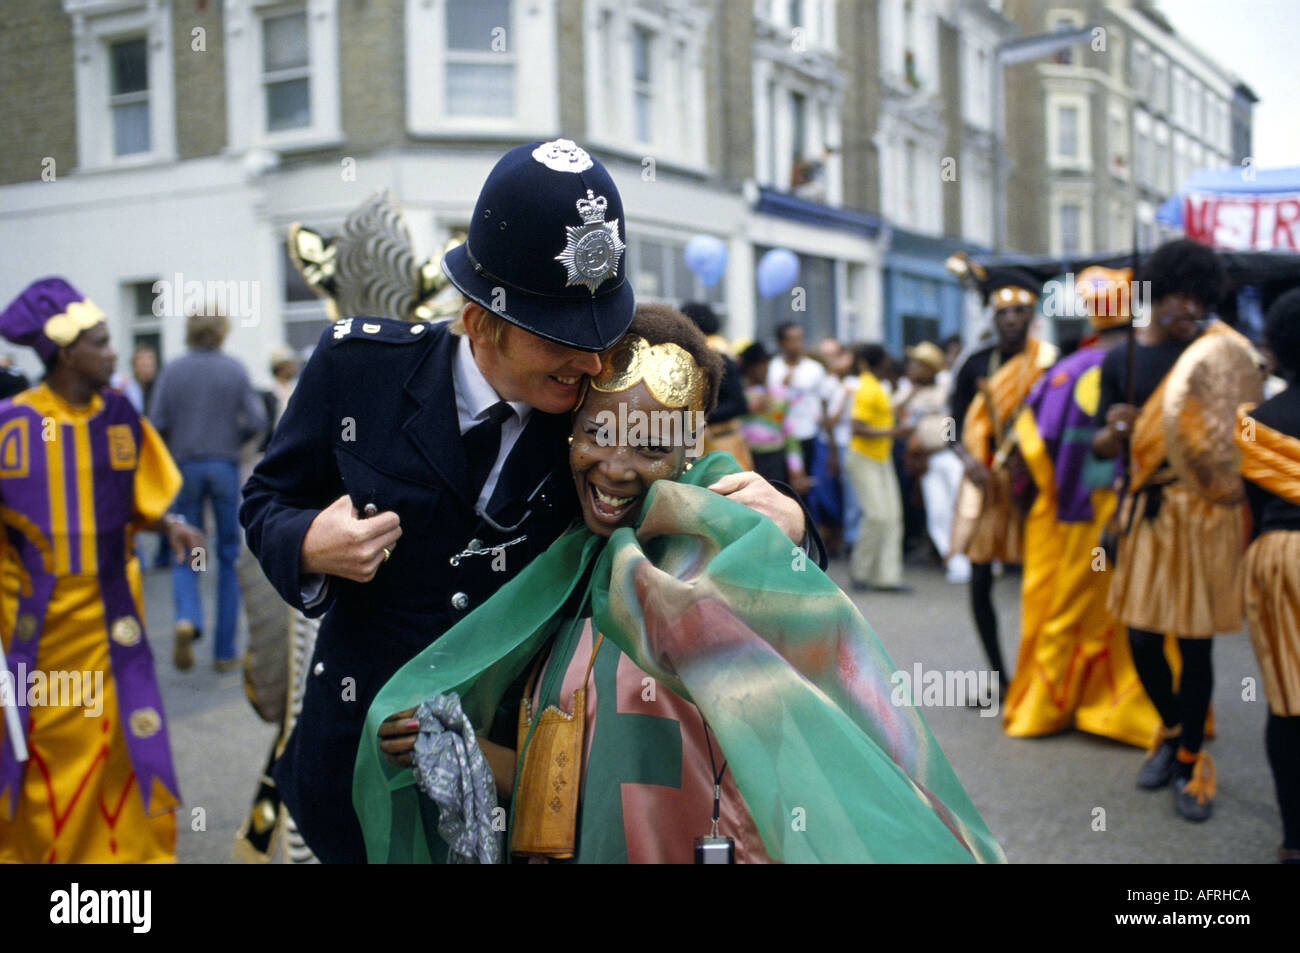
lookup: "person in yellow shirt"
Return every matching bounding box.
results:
[846,344,911,592]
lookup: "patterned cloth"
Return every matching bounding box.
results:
[522,618,776,862]
[410,695,501,864]
[355,453,1004,864]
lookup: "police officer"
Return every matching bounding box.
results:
[241,140,813,862]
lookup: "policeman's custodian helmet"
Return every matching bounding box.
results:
[441,139,636,353]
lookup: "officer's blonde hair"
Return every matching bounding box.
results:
[449,302,508,348]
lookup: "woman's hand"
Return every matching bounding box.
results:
[477,736,517,800]
[378,707,419,767]
[378,710,518,798]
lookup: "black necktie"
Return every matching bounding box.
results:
[463,401,513,497]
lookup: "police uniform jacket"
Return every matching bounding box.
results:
[240,317,576,862]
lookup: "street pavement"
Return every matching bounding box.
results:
[149,551,1282,865]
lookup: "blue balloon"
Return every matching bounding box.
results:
[756,248,800,298]
[683,234,728,288]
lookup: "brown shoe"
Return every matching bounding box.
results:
[174,622,197,671]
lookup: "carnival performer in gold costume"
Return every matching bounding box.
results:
[1004,268,1167,745]
[1236,287,1300,862]
[1093,240,1260,822]
[949,270,1057,684]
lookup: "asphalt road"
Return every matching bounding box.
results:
[148,553,1282,865]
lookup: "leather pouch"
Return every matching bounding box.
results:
[509,634,602,859]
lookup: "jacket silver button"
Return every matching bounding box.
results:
[451,592,470,611]
[313,661,325,676]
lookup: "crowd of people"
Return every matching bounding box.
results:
[709,317,973,595]
[0,138,1296,865]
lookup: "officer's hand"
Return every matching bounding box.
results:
[300,494,402,583]
[378,707,419,768]
[708,471,805,544]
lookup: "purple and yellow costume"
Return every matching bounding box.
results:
[0,279,181,862]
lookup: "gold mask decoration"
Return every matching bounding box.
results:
[590,334,707,418]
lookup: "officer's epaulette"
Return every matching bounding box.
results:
[327,316,433,347]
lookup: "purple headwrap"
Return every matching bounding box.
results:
[0,277,106,360]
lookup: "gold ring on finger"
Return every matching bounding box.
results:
[382,547,392,562]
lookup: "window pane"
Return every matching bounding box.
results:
[264,12,308,72]
[447,0,510,51]
[446,63,514,116]
[131,281,158,317]
[267,77,311,131]
[637,240,665,299]
[672,241,695,301]
[633,27,652,83]
[1061,205,1081,255]
[903,315,940,347]
[113,101,151,155]
[634,91,652,143]
[1053,17,1074,64]
[792,91,807,163]
[110,38,148,95]
[1058,105,1078,156]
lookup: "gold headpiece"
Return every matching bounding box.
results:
[990,286,1037,309]
[44,299,106,346]
[591,334,708,414]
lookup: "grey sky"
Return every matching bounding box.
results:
[1156,0,1299,168]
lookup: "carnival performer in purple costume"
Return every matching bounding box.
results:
[0,278,201,862]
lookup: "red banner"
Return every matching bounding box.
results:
[1183,192,1300,251]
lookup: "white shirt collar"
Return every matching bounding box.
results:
[453,333,532,434]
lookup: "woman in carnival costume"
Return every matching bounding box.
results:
[356,304,1004,864]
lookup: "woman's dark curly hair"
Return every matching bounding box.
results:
[614,303,724,415]
[1265,287,1300,378]
[1138,238,1227,310]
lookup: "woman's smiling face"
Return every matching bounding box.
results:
[570,381,688,536]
